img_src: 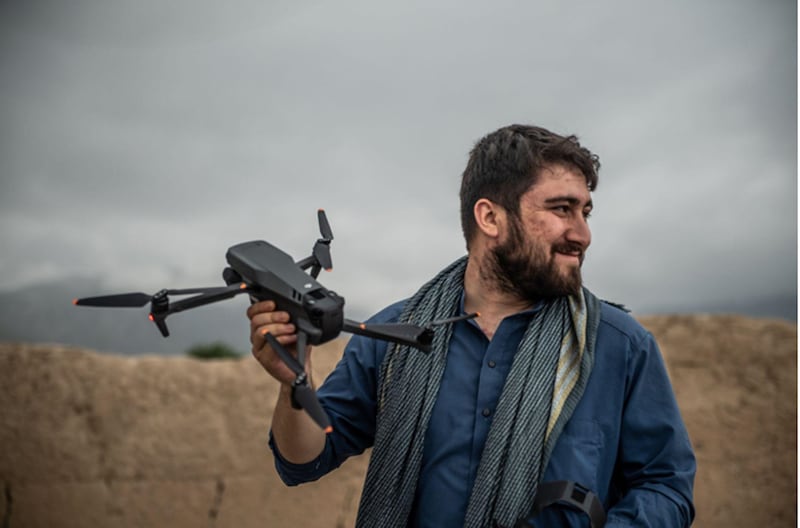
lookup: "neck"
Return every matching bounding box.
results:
[463,253,534,339]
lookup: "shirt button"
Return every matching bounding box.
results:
[487,360,496,368]
[482,408,491,417]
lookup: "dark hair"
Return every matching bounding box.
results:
[459,124,600,248]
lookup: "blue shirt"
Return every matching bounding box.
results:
[270,298,696,527]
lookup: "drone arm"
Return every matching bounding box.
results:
[164,283,252,316]
[263,330,305,375]
[295,330,308,378]
[342,319,434,353]
[296,256,322,279]
[262,331,332,433]
[296,256,316,270]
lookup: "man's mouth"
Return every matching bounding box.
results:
[552,244,584,264]
[555,251,581,262]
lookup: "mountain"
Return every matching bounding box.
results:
[0,277,795,356]
[0,277,253,356]
[638,294,797,322]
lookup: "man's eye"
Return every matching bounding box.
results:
[553,206,570,214]
[583,210,592,219]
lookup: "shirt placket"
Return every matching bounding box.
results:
[470,317,520,466]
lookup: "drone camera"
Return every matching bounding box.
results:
[303,289,345,345]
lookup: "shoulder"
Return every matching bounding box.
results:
[591,301,673,400]
[364,299,407,324]
[596,300,654,351]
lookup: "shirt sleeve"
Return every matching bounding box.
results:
[269,303,402,485]
[604,331,696,527]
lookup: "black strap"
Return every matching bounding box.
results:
[514,480,607,528]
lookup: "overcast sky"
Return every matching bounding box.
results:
[0,0,796,321]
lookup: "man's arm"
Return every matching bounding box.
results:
[604,331,696,527]
[250,300,401,485]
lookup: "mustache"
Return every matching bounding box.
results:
[552,241,586,257]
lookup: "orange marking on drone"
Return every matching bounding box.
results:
[72,299,79,305]
[148,314,154,321]
[239,283,247,289]
[324,426,333,434]
[475,312,481,317]
[359,323,366,330]
[261,329,270,336]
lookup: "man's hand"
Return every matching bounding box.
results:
[247,299,326,463]
[247,300,311,386]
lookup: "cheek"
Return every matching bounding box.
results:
[523,217,562,245]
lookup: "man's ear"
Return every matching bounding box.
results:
[473,198,505,240]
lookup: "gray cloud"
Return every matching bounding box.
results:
[1,0,795,322]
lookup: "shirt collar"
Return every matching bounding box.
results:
[458,289,545,322]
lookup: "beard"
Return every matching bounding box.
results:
[483,216,584,302]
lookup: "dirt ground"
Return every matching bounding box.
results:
[639,314,796,526]
[0,313,796,527]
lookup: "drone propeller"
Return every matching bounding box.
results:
[73,287,238,308]
[311,209,334,276]
[73,292,153,307]
[317,208,333,241]
[297,209,336,278]
[262,330,332,433]
[149,313,171,337]
[427,313,481,328]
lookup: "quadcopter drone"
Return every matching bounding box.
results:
[74,210,476,433]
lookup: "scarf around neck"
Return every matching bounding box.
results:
[356,256,601,527]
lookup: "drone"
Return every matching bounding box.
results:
[74,210,476,433]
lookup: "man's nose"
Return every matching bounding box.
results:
[566,215,591,249]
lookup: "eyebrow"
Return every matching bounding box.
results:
[544,196,593,209]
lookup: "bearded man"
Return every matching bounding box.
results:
[248,124,696,527]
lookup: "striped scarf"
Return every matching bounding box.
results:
[356,256,601,527]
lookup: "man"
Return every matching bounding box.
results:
[248,124,696,527]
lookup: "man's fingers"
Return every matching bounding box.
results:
[246,300,309,386]
[250,323,296,346]
[250,311,291,333]
[258,324,296,340]
[250,310,291,326]
[252,332,297,355]
[246,300,276,319]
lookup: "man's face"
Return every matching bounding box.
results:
[485,163,593,301]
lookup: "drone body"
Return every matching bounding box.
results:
[225,239,345,346]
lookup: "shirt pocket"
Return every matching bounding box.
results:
[545,418,602,493]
